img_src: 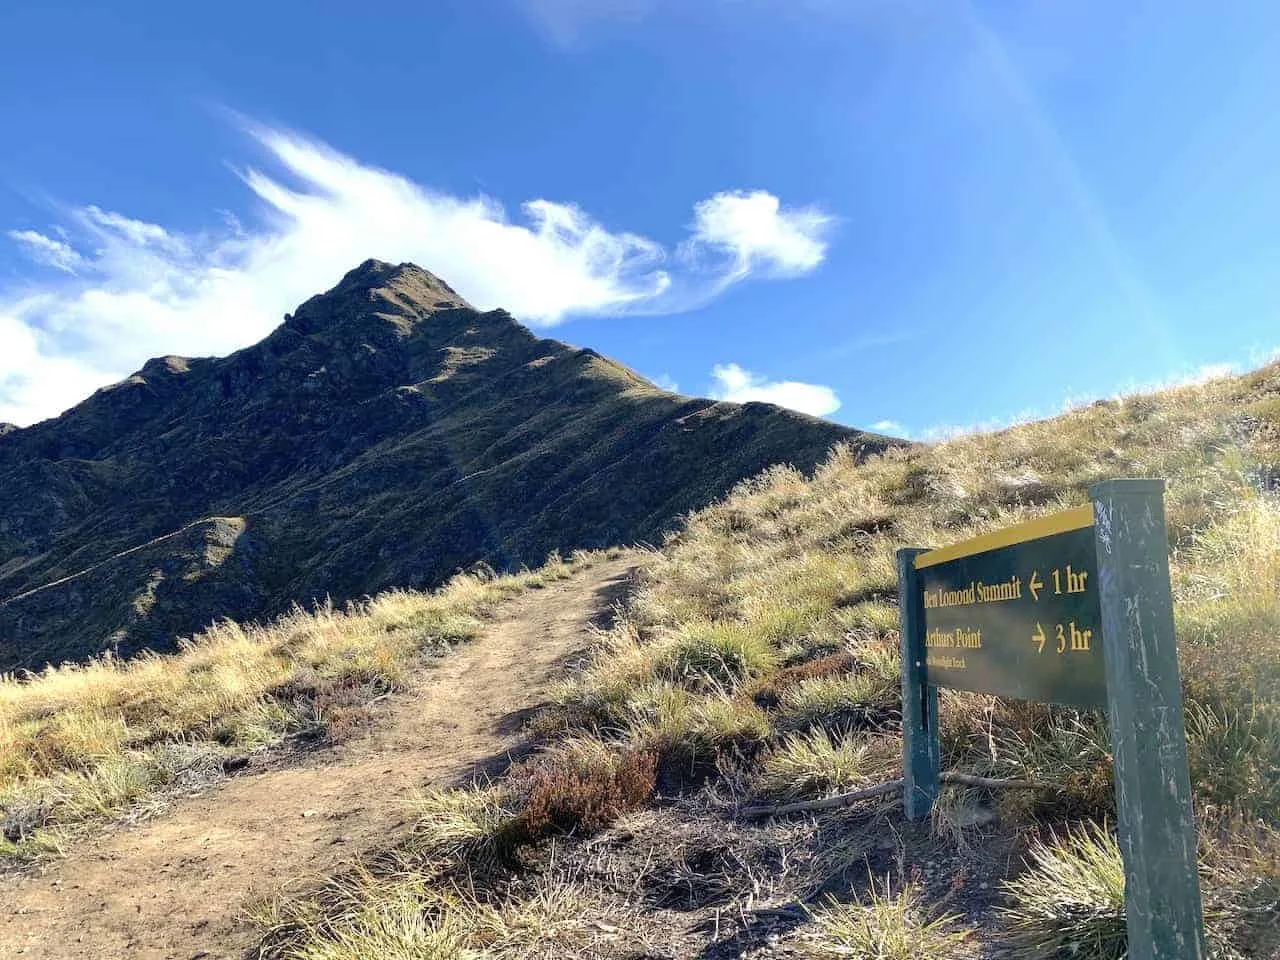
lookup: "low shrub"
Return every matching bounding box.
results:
[511,739,656,840]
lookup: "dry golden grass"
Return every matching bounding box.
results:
[0,553,590,859]
[536,364,1280,954]
[257,365,1280,957]
[16,362,1280,955]
[795,881,972,959]
[757,729,900,802]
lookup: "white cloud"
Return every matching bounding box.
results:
[0,308,108,426]
[869,419,905,435]
[650,372,680,392]
[7,230,84,274]
[1,124,830,426]
[709,362,840,417]
[687,191,832,288]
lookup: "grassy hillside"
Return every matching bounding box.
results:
[254,364,1279,957]
[6,363,1279,956]
[0,551,601,861]
[0,260,888,672]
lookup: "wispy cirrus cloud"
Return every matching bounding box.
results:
[709,362,840,418]
[7,229,84,274]
[519,0,655,46]
[1,124,831,426]
[517,0,898,47]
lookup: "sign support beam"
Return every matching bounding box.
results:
[897,547,938,821]
[1090,479,1206,959]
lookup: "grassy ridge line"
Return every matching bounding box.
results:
[262,367,1280,958]
[0,549,611,862]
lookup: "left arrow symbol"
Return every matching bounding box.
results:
[1029,570,1043,601]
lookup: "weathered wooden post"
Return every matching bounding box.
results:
[897,547,938,821]
[1091,479,1206,960]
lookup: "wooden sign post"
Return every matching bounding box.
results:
[897,479,1206,959]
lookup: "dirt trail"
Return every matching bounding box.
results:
[0,557,638,960]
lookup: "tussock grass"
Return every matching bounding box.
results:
[280,879,476,960]
[757,730,899,802]
[797,881,971,959]
[776,670,899,734]
[256,860,630,960]
[0,552,588,859]
[655,620,780,688]
[20,362,1280,954]
[996,824,1127,959]
[535,365,1280,952]
[402,787,516,865]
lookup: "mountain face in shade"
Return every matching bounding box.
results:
[0,261,899,671]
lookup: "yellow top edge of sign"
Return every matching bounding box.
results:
[914,504,1095,570]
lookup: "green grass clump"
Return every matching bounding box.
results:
[757,730,899,802]
[798,881,971,959]
[402,787,516,865]
[776,672,899,734]
[997,824,1127,959]
[656,621,779,689]
[626,685,771,786]
[256,855,621,960]
[287,885,476,960]
[1185,702,1280,820]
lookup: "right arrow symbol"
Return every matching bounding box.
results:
[1029,570,1043,601]
[1032,622,1046,653]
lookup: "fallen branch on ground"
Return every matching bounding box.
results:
[941,772,1038,791]
[739,771,1052,819]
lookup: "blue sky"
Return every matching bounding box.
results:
[2,1,1279,437]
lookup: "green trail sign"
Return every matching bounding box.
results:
[915,504,1105,707]
[896,479,1207,960]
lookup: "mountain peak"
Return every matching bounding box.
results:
[0,262,896,671]
[283,260,474,338]
[337,259,470,308]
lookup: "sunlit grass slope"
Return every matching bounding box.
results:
[0,552,593,861]
[265,364,1280,958]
